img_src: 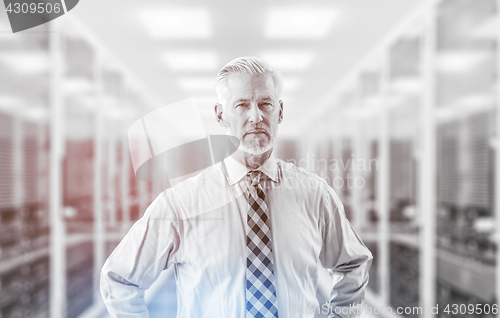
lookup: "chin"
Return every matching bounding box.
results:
[239,137,275,155]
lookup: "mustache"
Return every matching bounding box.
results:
[244,124,269,136]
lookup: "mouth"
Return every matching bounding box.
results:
[244,129,269,137]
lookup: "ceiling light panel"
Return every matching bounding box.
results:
[0,52,48,74]
[437,50,490,74]
[265,7,337,39]
[163,51,218,71]
[390,76,422,94]
[469,18,498,40]
[0,96,24,107]
[139,8,212,39]
[23,106,48,123]
[64,77,94,94]
[261,51,315,71]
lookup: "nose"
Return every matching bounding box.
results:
[248,103,263,123]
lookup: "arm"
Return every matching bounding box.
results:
[100,191,181,318]
[319,187,373,318]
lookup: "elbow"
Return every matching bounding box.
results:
[100,264,113,304]
[99,261,130,304]
[366,249,373,268]
[337,250,373,273]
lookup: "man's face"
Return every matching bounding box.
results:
[216,72,283,154]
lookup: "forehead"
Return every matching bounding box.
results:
[225,72,276,98]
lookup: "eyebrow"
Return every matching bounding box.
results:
[234,98,251,103]
[234,96,273,103]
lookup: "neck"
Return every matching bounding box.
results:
[232,148,273,170]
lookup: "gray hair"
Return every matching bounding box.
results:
[215,57,283,104]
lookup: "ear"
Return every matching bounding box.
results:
[278,100,284,124]
[215,103,226,127]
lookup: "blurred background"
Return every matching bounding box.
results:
[0,0,499,317]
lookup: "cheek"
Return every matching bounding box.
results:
[226,119,245,134]
[266,114,280,126]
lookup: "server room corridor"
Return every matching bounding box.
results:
[0,0,500,317]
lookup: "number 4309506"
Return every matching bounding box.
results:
[443,304,498,315]
[6,2,61,14]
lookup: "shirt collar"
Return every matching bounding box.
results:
[223,153,279,186]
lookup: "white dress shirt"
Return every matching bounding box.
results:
[100,154,372,318]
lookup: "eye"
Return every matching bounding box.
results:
[260,102,273,108]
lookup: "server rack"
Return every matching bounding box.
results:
[301,0,500,317]
[0,20,51,318]
[0,16,165,318]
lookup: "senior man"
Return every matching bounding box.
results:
[101,57,372,318]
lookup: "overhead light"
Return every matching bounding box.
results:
[138,7,212,39]
[435,107,457,122]
[178,76,215,91]
[364,95,383,106]
[469,18,498,40]
[0,52,48,74]
[76,96,97,108]
[456,94,493,107]
[390,77,421,94]
[162,51,218,71]
[64,77,93,94]
[261,51,315,71]
[23,106,48,122]
[436,95,494,121]
[77,95,117,109]
[437,50,489,74]
[0,95,24,107]
[0,102,47,122]
[265,7,337,39]
[346,105,380,118]
[474,217,494,233]
[364,94,405,107]
[106,107,135,119]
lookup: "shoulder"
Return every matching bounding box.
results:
[153,162,222,200]
[169,162,223,192]
[160,162,229,219]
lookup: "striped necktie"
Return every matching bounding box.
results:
[245,170,279,318]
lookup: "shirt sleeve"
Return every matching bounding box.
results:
[100,190,181,318]
[319,186,373,318]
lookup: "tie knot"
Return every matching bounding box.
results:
[248,170,263,187]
